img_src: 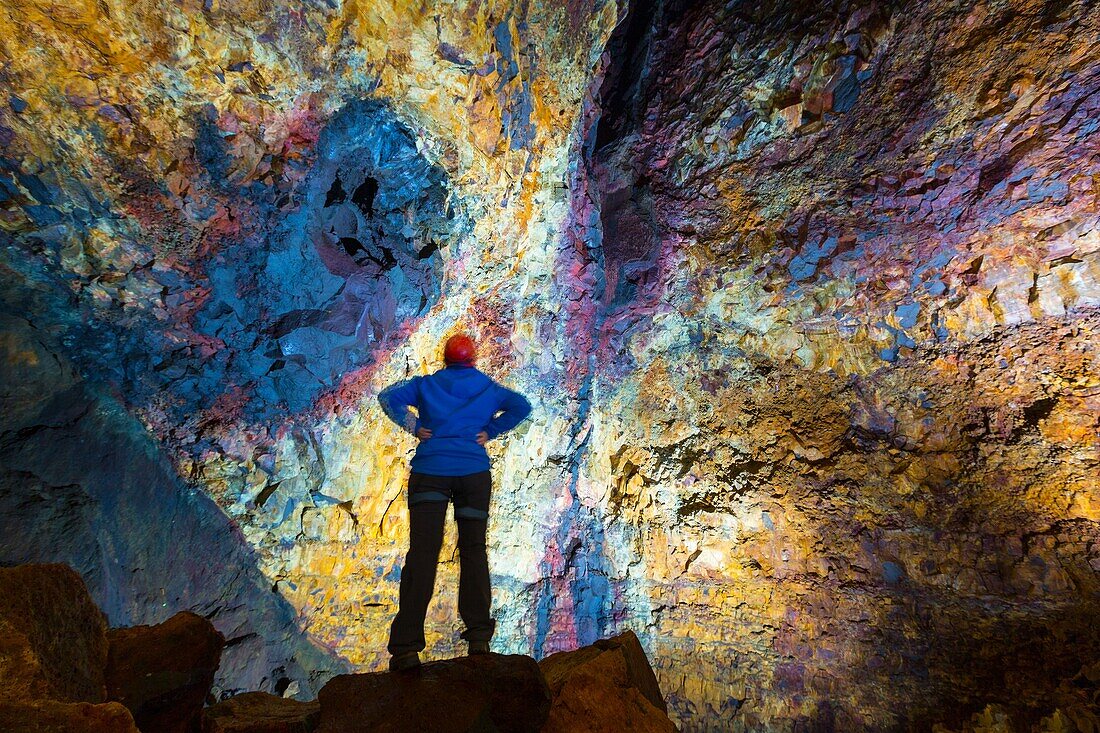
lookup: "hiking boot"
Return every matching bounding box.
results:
[389,651,421,671]
[468,640,491,655]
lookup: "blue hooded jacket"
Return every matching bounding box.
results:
[378,364,533,476]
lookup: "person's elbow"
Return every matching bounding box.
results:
[517,395,533,423]
[505,391,532,423]
[378,383,398,408]
[506,395,533,433]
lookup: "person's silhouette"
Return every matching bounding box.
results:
[378,333,532,671]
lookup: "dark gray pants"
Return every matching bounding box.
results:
[387,470,495,656]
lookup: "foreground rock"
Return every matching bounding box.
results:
[318,654,550,733]
[0,562,675,733]
[0,563,108,703]
[0,616,54,702]
[106,610,225,733]
[0,700,139,732]
[540,631,676,733]
[203,691,320,733]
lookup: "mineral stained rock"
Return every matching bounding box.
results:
[317,654,551,733]
[540,630,676,733]
[0,700,140,733]
[106,611,226,733]
[203,691,321,733]
[0,0,1098,730]
[0,309,346,698]
[0,564,108,704]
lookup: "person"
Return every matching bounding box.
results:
[377,332,532,671]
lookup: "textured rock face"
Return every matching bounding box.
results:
[317,654,551,733]
[541,630,676,732]
[1,0,1098,731]
[203,691,320,733]
[0,311,346,697]
[573,0,1100,727]
[106,611,225,733]
[0,700,140,733]
[0,564,141,733]
[0,564,108,704]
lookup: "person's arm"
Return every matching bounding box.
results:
[484,387,532,440]
[378,378,422,435]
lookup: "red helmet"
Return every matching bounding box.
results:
[443,334,476,365]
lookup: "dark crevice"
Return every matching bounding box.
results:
[976,136,1045,197]
[416,239,440,260]
[370,245,397,269]
[223,633,259,649]
[1022,397,1056,426]
[677,498,717,517]
[253,481,281,509]
[351,176,379,218]
[266,310,327,339]
[324,175,346,207]
[339,236,366,258]
[594,0,662,151]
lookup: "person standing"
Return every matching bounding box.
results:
[377,332,532,671]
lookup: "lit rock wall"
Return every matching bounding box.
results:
[1,0,1098,730]
[576,0,1100,729]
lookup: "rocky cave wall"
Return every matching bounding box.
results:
[1,0,1098,730]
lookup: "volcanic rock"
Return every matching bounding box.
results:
[0,563,108,703]
[0,699,139,732]
[317,653,551,733]
[540,631,676,733]
[0,315,345,699]
[1,0,1099,729]
[105,611,225,733]
[203,691,320,733]
[0,616,53,703]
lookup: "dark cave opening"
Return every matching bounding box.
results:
[593,0,659,151]
[352,176,379,218]
[143,98,461,426]
[339,236,364,259]
[324,175,346,207]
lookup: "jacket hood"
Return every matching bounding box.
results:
[431,365,493,399]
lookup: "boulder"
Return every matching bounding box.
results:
[203,691,320,733]
[539,631,677,733]
[0,615,54,702]
[0,563,108,703]
[106,610,225,733]
[318,653,551,733]
[0,699,139,732]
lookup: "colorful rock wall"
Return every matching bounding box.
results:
[1,0,1098,729]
